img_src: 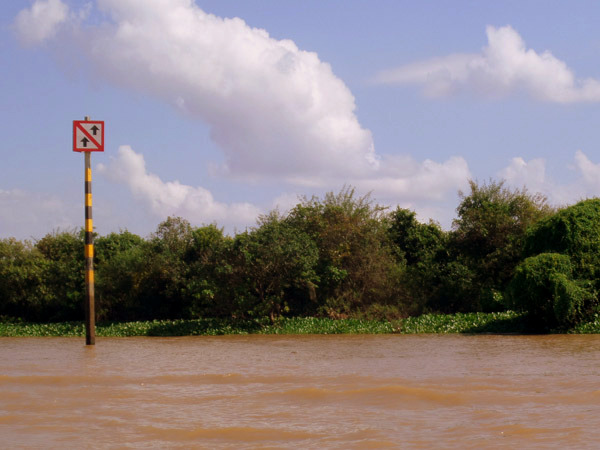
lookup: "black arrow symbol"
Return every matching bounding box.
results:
[90,125,99,135]
[81,137,89,147]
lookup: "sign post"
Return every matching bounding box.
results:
[73,116,104,345]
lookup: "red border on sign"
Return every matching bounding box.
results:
[73,120,105,152]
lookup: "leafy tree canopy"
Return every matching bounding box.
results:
[523,198,600,280]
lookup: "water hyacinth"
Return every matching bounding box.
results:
[399,311,526,334]
[0,312,545,337]
[7,311,600,337]
[569,313,600,334]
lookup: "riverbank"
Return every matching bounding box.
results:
[3,311,600,337]
[5,310,598,337]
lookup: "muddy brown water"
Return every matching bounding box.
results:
[2,334,600,448]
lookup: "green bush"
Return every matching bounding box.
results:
[229,212,319,320]
[450,180,552,311]
[386,207,447,315]
[35,231,85,321]
[0,238,48,320]
[95,230,146,320]
[524,198,600,281]
[508,253,575,329]
[183,225,232,319]
[551,275,594,327]
[510,198,600,329]
[285,187,404,316]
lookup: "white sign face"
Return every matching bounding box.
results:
[73,121,104,152]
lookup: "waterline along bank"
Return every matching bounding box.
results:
[2,311,600,337]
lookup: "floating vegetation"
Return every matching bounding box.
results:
[0,311,543,337]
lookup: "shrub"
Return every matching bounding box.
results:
[450,179,552,311]
[286,187,404,316]
[0,238,48,320]
[230,212,319,320]
[523,198,600,282]
[551,274,593,327]
[35,230,85,321]
[508,253,578,329]
[386,208,447,315]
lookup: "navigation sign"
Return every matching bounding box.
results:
[73,120,104,152]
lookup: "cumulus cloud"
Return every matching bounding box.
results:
[97,146,262,227]
[97,146,470,227]
[498,156,547,193]
[14,0,377,181]
[0,189,77,239]
[78,0,376,183]
[361,155,471,201]
[499,150,600,205]
[376,25,600,103]
[574,150,600,190]
[13,0,470,224]
[13,0,69,46]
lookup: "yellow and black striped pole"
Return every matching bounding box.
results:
[84,121,96,346]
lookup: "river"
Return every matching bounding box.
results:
[2,334,600,448]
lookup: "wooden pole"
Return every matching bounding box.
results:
[84,116,96,345]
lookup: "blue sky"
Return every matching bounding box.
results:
[3,0,600,240]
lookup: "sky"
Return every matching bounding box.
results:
[3,0,600,240]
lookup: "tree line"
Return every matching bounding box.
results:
[2,181,600,331]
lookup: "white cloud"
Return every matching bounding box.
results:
[376,54,478,98]
[361,155,471,201]
[376,25,600,103]
[97,146,470,229]
[574,150,600,190]
[270,192,304,214]
[13,0,69,46]
[79,0,376,183]
[13,0,470,221]
[0,189,77,239]
[498,156,547,193]
[97,146,261,228]
[499,151,600,205]
[14,0,377,184]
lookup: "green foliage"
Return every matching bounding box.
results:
[387,208,445,266]
[95,230,145,320]
[95,220,222,321]
[510,199,600,328]
[34,230,85,321]
[98,223,199,321]
[399,311,525,334]
[551,274,592,327]
[286,187,403,317]
[4,184,600,333]
[183,224,232,318]
[386,208,447,315]
[0,312,528,337]
[0,321,85,337]
[266,316,396,334]
[570,313,600,333]
[144,217,195,318]
[356,303,406,321]
[95,230,144,264]
[507,253,576,329]
[450,179,552,311]
[95,239,149,321]
[230,211,319,320]
[0,238,48,320]
[430,260,476,313]
[523,198,600,281]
